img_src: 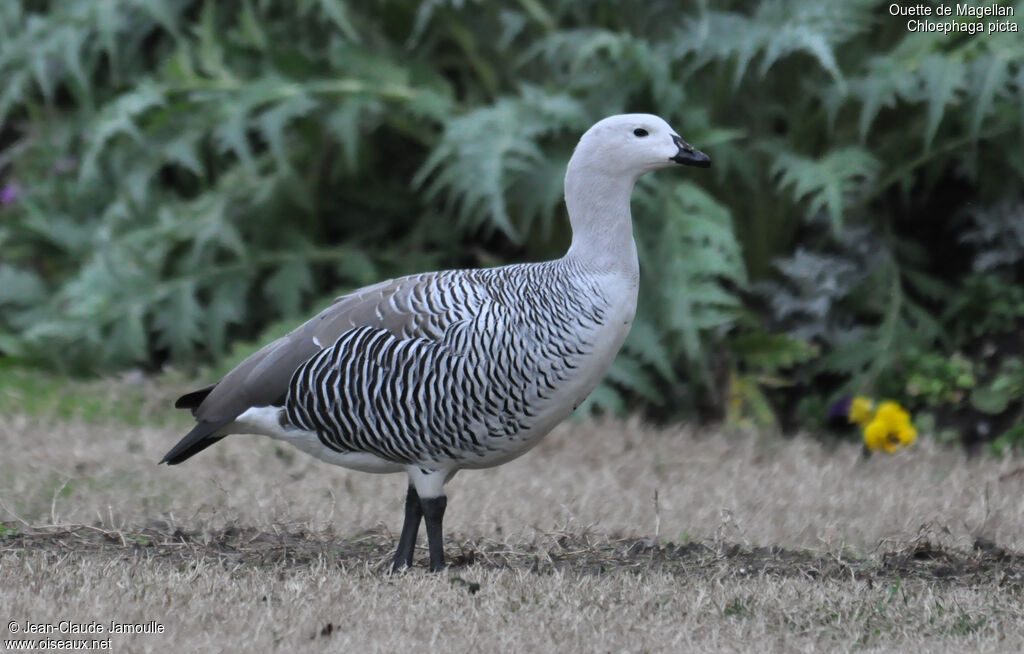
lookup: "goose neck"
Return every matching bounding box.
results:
[563,165,639,275]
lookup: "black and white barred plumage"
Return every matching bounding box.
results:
[284,262,607,466]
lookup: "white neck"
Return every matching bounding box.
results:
[562,160,640,277]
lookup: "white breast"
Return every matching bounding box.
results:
[462,270,639,469]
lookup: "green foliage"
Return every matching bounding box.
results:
[414,87,588,240]
[990,424,1024,455]
[1,0,1022,445]
[970,358,1024,416]
[0,0,456,370]
[886,348,976,409]
[0,360,184,426]
[636,182,747,368]
[770,147,879,230]
[943,274,1024,346]
[731,327,820,375]
[960,201,1024,274]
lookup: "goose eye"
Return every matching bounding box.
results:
[633,128,649,137]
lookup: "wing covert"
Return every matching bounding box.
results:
[190,270,486,423]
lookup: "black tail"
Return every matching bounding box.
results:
[174,384,216,414]
[160,420,230,465]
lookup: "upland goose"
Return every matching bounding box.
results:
[162,114,710,571]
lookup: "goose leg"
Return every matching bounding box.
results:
[392,485,423,572]
[420,495,448,572]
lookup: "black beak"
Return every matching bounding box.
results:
[670,134,711,168]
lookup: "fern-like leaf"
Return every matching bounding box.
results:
[414,86,587,240]
[637,180,747,365]
[770,147,879,230]
[916,55,965,150]
[967,57,1009,143]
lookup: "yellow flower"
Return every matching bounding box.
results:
[848,396,875,426]
[863,401,917,453]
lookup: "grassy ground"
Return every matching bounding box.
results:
[1,375,1023,652]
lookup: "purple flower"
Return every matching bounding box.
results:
[0,182,21,206]
[827,396,853,422]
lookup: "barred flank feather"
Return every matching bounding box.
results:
[284,262,606,465]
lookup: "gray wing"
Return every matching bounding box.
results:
[188,271,480,424]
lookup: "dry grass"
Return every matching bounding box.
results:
[2,388,1024,652]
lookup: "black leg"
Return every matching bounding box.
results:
[392,485,423,572]
[421,495,448,572]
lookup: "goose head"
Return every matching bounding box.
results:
[570,113,710,180]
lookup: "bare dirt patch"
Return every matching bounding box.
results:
[5,523,1023,589]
